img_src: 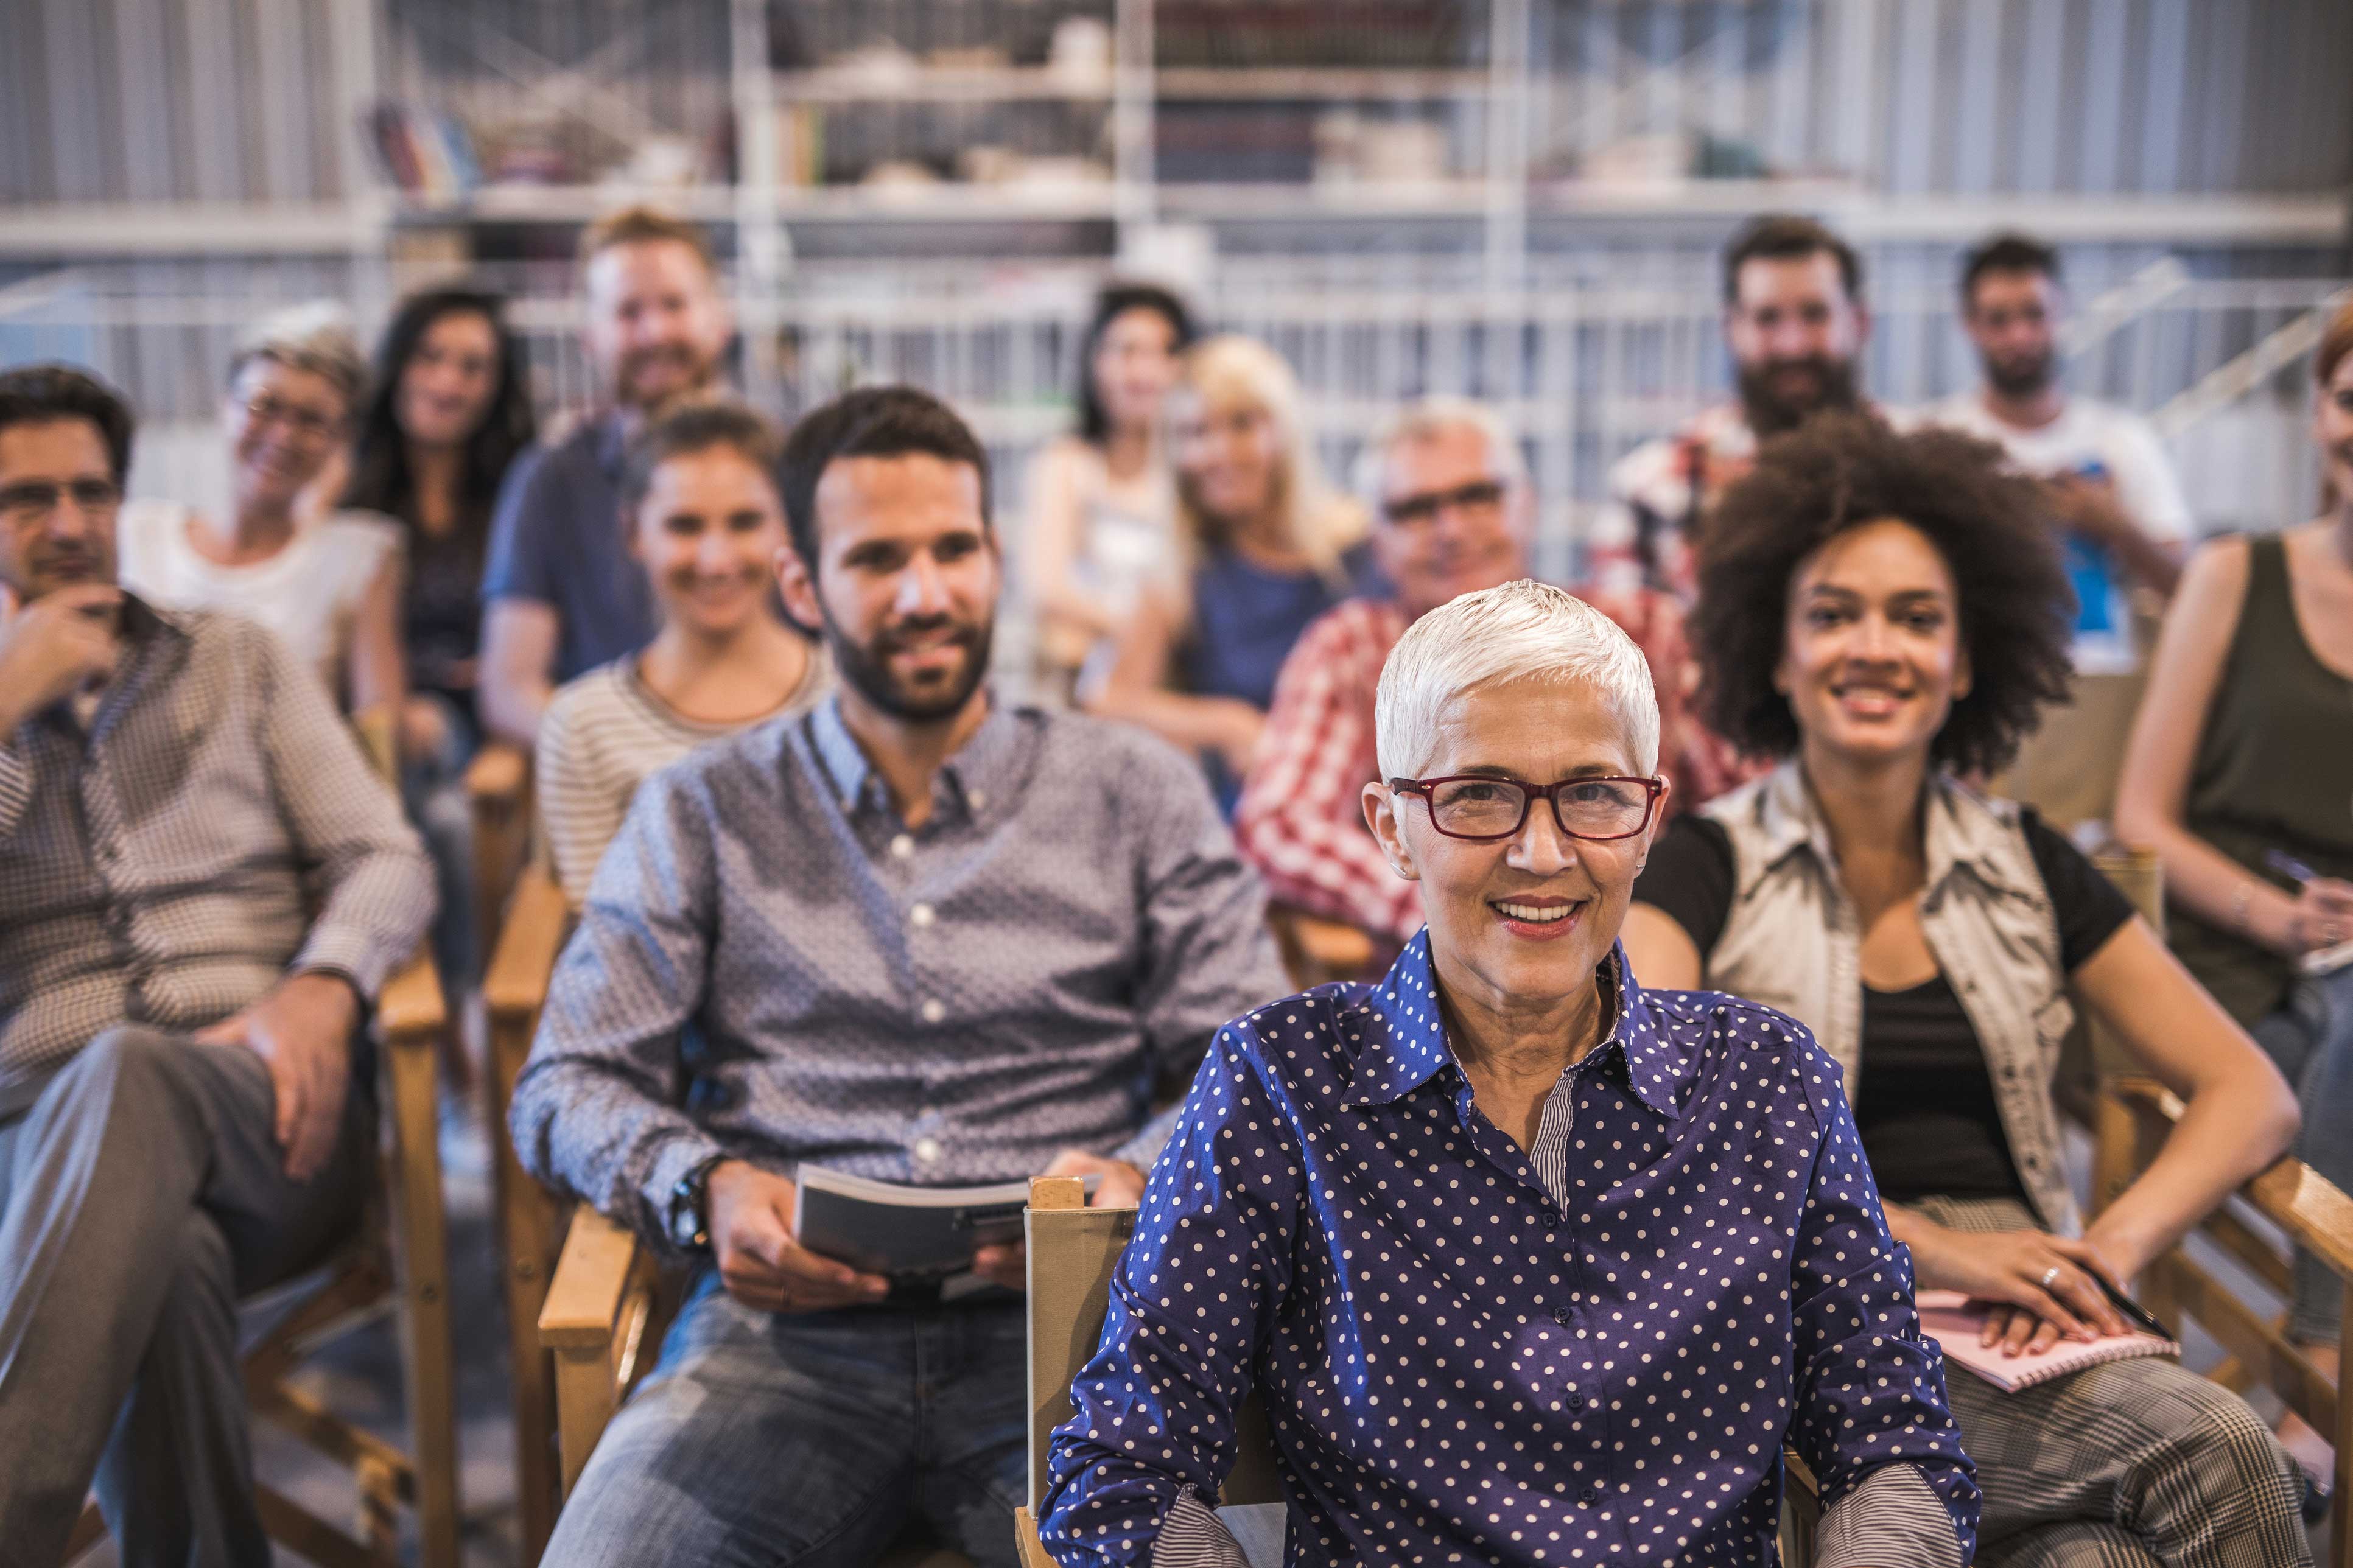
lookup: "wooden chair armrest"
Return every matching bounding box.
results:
[465,741,531,811]
[1014,1507,1055,1568]
[375,951,447,1052]
[349,703,400,782]
[1269,907,1380,989]
[2109,1076,2353,1279]
[484,867,572,1024]
[1291,915,1376,973]
[539,1208,645,1351]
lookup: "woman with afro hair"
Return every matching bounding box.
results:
[1624,411,2315,1566]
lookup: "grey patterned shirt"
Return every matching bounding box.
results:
[0,596,436,1116]
[509,693,1292,1253]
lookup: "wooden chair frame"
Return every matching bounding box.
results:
[1267,905,1380,991]
[2078,848,2351,1567]
[482,860,574,1561]
[2100,1077,2353,1567]
[465,740,535,965]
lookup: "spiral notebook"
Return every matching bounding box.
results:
[1916,1290,2179,1392]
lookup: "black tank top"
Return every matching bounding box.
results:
[2173,533,2353,1025]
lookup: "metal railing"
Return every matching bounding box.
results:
[1,259,2337,579]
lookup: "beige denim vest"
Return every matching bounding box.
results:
[1699,761,2081,1235]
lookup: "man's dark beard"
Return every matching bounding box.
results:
[1984,348,2056,400]
[1735,354,1861,438]
[821,604,994,723]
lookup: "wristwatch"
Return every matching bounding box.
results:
[666,1154,727,1253]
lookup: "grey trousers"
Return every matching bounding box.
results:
[0,1024,372,1568]
[1915,1195,2313,1568]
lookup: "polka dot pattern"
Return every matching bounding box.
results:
[1039,934,1980,1565]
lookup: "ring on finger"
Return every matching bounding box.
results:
[2039,1264,2062,1291]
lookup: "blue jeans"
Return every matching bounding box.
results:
[2248,964,2353,1346]
[542,1268,1028,1568]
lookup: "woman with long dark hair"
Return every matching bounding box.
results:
[345,285,535,986]
[345,284,536,752]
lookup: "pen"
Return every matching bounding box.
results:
[2264,849,2320,886]
[2091,1270,2172,1340]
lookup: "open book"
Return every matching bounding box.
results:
[793,1166,1095,1281]
[1916,1289,2178,1393]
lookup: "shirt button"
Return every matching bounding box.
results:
[891,834,914,859]
[913,1136,943,1163]
[921,999,946,1024]
[1565,1389,1586,1411]
[1577,1485,1601,1505]
[1552,1306,1573,1326]
[910,903,935,929]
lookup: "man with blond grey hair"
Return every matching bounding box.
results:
[479,205,737,745]
[1234,397,1753,964]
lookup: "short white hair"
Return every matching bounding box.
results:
[1350,395,1527,511]
[1375,579,1660,782]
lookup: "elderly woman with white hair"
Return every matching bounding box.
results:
[117,300,404,716]
[1040,579,1979,1567]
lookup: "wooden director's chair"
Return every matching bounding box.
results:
[2081,849,2353,1568]
[1011,1177,1820,1568]
[465,739,535,965]
[66,708,461,1567]
[482,852,573,1563]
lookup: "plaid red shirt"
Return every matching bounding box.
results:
[1233,587,1761,945]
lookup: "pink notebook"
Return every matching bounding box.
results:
[1916,1290,2179,1392]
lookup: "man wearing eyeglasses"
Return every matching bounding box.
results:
[1233,397,1755,965]
[0,365,433,1564]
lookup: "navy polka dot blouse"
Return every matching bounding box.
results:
[1040,934,1979,1565]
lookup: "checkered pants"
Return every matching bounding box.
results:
[1912,1196,2313,1568]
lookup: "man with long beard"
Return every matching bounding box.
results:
[1588,213,1873,602]
[479,205,737,744]
[508,386,1289,1567]
[1920,232,2189,673]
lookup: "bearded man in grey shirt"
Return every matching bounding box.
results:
[0,366,435,1566]
[510,385,1290,1568]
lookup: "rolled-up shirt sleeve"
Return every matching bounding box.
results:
[1789,1049,1980,1566]
[507,768,724,1253]
[1041,1025,1300,1565]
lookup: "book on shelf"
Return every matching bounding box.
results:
[363,102,479,205]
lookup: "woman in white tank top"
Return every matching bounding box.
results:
[117,303,402,716]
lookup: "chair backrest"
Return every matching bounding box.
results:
[1023,1178,1283,1515]
[2090,846,2163,1078]
[1992,668,2148,830]
[350,703,400,789]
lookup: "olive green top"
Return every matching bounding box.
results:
[2173,533,2353,1026]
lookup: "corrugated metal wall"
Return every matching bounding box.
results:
[7,0,2350,205]
[1,0,354,204]
[1531,0,2353,195]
